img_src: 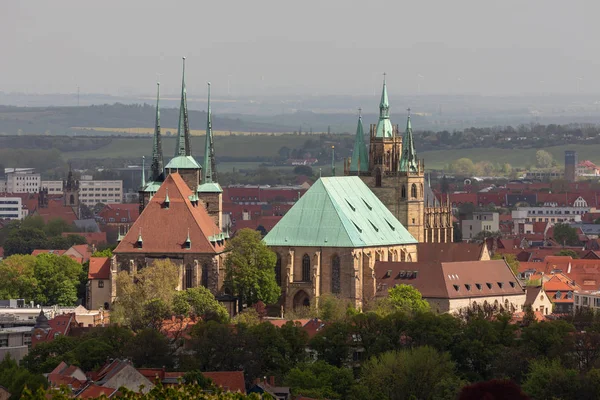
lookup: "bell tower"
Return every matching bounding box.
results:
[397,110,425,242]
[63,164,79,207]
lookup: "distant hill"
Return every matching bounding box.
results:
[0,104,293,136]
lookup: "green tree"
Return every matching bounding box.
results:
[0,255,39,302]
[21,335,78,374]
[225,229,280,306]
[125,328,174,369]
[522,359,581,400]
[556,249,579,259]
[0,354,48,400]
[284,361,354,399]
[112,259,180,330]
[450,158,476,176]
[309,322,352,367]
[388,284,430,314]
[317,293,354,322]
[535,150,554,168]
[172,287,229,323]
[491,253,520,275]
[33,254,83,305]
[358,347,464,400]
[92,248,113,257]
[44,218,73,237]
[553,223,580,246]
[4,227,48,256]
[64,234,87,245]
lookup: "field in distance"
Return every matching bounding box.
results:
[71,127,294,136]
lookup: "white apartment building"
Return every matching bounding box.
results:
[0,196,27,220]
[574,290,600,312]
[2,168,40,193]
[79,180,123,206]
[462,211,499,240]
[512,206,588,227]
[41,180,63,194]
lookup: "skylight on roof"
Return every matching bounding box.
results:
[368,220,379,232]
[345,199,356,211]
[362,198,372,210]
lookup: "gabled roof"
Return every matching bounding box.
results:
[77,384,117,399]
[114,173,224,254]
[375,260,524,299]
[88,257,111,280]
[416,242,487,263]
[264,177,416,248]
[165,155,201,170]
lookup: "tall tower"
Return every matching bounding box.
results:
[150,82,164,183]
[165,57,201,192]
[345,109,369,175]
[368,75,401,183]
[63,163,79,207]
[397,112,425,242]
[565,150,577,182]
[198,82,223,230]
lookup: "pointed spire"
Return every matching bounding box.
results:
[140,156,146,189]
[175,57,191,157]
[331,146,335,176]
[151,82,164,182]
[399,108,419,173]
[350,109,369,173]
[203,82,215,183]
[375,73,393,138]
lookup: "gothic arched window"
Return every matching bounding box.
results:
[302,254,311,282]
[331,255,341,294]
[275,253,282,286]
[185,264,193,289]
[401,185,406,199]
[69,194,75,205]
[411,183,417,198]
[202,263,209,288]
[375,168,382,187]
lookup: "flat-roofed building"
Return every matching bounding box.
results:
[79,180,123,206]
[2,168,40,193]
[41,180,63,194]
[0,196,26,220]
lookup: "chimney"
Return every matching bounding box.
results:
[269,376,275,386]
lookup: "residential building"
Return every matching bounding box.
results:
[137,369,246,393]
[41,180,63,194]
[86,359,154,395]
[87,257,112,311]
[343,79,453,243]
[0,196,26,220]
[574,290,600,312]
[524,286,553,316]
[79,179,123,206]
[0,326,31,362]
[374,259,526,313]
[264,176,418,311]
[1,168,40,193]
[462,212,499,240]
[512,206,587,225]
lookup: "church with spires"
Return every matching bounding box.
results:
[113,58,227,296]
[344,76,453,243]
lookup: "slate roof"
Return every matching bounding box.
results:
[114,173,224,255]
[264,177,416,248]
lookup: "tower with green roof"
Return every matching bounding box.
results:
[197,82,223,229]
[346,109,369,175]
[165,57,202,193]
[397,110,425,242]
[367,74,401,177]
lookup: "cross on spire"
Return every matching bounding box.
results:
[358,107,362,118]
[407,107,411,116]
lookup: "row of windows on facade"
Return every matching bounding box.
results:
[273,254,342,294]
[81,188,120,191]
[453,281,518,292]
[80,193,121,198]
[527,209,586,215]
[524,218,576,223]
[14,176,38,180]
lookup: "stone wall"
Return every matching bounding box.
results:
[425,293,527,314]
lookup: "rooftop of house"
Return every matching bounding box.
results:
[264,177,417,248]
[375,260,524,300]
[88,257,111,280]
[416,242,487,263]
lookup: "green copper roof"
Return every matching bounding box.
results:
[203,82,215,184]
[165,155,201,170]
[174,57,191,157]
[151,82,165,182]
[264,177,416,248]
[399,115,419,173]
[198,182,223,193]
[142,181,162,193]
[349,114,369,173]
[375,77,393,138]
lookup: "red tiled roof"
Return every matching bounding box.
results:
[375,260,524,299]
[88,257,111,280]
[203,371,246,394]
[62,231,107,245]
[77,384,117,399]
[32,249,67,257]
[32,313,76,347]
[98,204,140,224]
[450,193,477,206]
[68,244,92,263]
[35,200,78,225]
[416,242,487,263]
[114,173,225,255]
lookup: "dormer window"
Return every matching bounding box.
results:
[555,290,562,299]
[183,229,191,250]
[453,284,460,292]
[497,282,504,289]
[475,283,482,290]
[486,283,492,289]
[465,284,471,291]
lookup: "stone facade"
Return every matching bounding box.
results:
[271,244,417,311]
[199,192,223,230]
[87,278,112,311]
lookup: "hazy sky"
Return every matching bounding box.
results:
[1,1,598,97]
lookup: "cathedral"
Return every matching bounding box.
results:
[113,58,227,296]
[344,77,453,243]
